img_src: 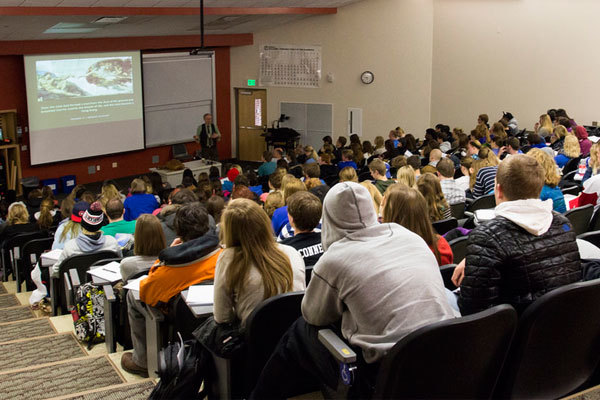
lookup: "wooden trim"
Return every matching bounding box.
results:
[0,34,253,55]
[0,6,337,16]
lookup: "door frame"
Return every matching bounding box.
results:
[234,88,267,160]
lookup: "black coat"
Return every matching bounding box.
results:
[458,212,581,316]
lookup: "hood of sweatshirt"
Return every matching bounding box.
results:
[494,198,554,236]
[75,232,107,252]
[158,230,220,266]
[321,182,378,251]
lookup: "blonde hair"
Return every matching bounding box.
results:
[360,181,383,215]
[417,173,450,222]
[528,148,561,187]
[220,199,293,299]
[396,166,417,188]
[130,178,147,194]
[591,142,600,175]
[553,125,568,141]
[304,146,318,162]
[282,178,306,203]
[539,114,553,133]
[60,220,81,243]
[374,136,385,149]
[563,135,581,159]
[7,203,29,225]
[37,198,54,230]
[305,178,322,191]
[99,184,121,209]
[264,191,284,218]
[339,167,358,182]
[491,122,507,140]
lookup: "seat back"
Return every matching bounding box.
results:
[589,209,600,232]
[448,236,468,263]
[4,231,49,291]
[243,292,304,394]
[374,305,517,399]
[59,251,121,284]
[565,204,594,235]
[21,237,54,290]
[578,230,600,248]
[495,279,600,399]
[562,185,581,196]
[563,157,582,176]
[439,264,457,291]
[466,194,496,212]
[450,202,465,220]
[432,218,458,235]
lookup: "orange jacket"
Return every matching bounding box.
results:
[139,248,222,307]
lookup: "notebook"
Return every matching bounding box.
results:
[186,285,214,306]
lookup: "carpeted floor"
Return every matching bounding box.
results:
[0,318,56,343]
[0,284,6,295]
[0,356,124,400]
[0,293,20,308]
[0,333,86,372]
[0,305,35,323]
[59,380,155,400]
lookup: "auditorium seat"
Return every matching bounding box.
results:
[494,279,600,399]
[577,230,600,249]
[319,304,517,399]
[562,185,581,196]
[439,264,457,291]
[450,202,465,220]
[565,204,594,235]
[202,292,304,399]
[2,231,50,292]
[448,236,468,262]
[432,218,458,235]
[465,194,495,214]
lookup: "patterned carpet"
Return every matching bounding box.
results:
[63,381,155,400]
[0,306,35,323]
[0,333,86,372]
[0,293,20,308]
[0,318,56,343]
[0,356,124,400]
[0,284,6,295]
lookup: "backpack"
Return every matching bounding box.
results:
[72,282,105,349]
[149,333,210,400]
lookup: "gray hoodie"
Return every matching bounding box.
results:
[302,182,459,363]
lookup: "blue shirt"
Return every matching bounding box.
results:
[338,161,357,170]
[554,154,572,168]
[249,185,263,197]
[271,206,289,236]
[123,193,159,221]
[258,161,277,177]
[541,185,566,213]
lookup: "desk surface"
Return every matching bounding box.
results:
[150,160,222,176]
[181,289,213,318]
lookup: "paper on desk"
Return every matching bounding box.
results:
[41,249,63,267]
[186,285,214,306]
[123,275,148,291]
[88,261,122,283]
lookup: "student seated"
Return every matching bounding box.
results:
[157,189,214,245]
[280,192,324,269]
[528,149,567,213]
[35,198,60,230]
[382,184,453,266]
[101,198,137,237]
[52,202,122,278]
[251,182,458,399]
[119,214,166,282]
[214,199,305,326]
[124,178,159,221]
[471,148,499,198]
[452,155,581,315]
[396,165,417,188]
[271,178,307,237]
[421,149,443,174]
[0,202,39,245]
[555,135,581,169]
[121,202,221,377]
[417,173,452,221]
[53,200,85,250]
[436,158,465,205]
[369,158,393,195]
[337,149,358,170]
[406,155,422,178]
[258,150,277,177]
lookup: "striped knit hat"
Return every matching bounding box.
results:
[81,201,104,232]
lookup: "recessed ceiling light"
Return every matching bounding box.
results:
[93,16,128,24]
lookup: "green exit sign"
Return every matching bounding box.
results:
[247,79,257,87]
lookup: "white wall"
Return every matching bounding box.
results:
[431,0,600,132]
[229,0,434,156]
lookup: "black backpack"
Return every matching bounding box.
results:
[148,333,210,400]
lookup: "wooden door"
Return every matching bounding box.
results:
[236,89,267,161]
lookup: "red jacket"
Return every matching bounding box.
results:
[429,235,453,266]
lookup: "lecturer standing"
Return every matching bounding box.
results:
[195,113,221,161]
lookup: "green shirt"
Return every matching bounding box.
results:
[101,219,137,237]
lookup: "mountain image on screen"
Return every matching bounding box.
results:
[36,57,134,101]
